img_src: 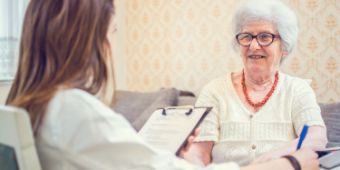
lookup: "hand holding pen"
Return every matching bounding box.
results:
[281,124,311,170]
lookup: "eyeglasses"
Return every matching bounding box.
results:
[236,32,280,47]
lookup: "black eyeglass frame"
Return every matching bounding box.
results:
[235,32,281,47]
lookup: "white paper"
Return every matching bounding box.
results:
[138,107,210,154]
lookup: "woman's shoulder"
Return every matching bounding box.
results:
[42,88,124,139]
[202,74,231,90]
[280,72,313,90]
[38,89,135,162]
[281,72,311,83]
[47,88,112,118]
[53,88,95,98]
[196,74,234,101]
[51,89,95,104]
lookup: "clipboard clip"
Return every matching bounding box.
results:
[161,108,166,116]
[185,108,193,115]
[159,107,193,116]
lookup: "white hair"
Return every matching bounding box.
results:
[232,0,298,55]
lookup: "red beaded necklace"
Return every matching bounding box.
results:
[242,70,279,109]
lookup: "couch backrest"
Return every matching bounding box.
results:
[320,103,340,147]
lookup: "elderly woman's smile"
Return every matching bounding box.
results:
[247,55,266,59]
[239,21,284,76]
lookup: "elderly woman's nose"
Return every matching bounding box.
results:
[249,38,261,50]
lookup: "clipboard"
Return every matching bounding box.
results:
[138,106,212,155]
[317,147,340,158]
[319,149,340,170]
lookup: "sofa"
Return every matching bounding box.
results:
[320,103,340,147]
[112,88,340,147]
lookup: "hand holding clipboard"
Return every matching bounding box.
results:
[138,106,211,155]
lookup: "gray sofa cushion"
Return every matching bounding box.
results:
[112,88,179,131]
[178,96,196,106]
[320,102,340,147]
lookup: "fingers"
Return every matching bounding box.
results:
[184,136,195,151]
[179,149,185,158]
[292,148,320,170]
[194,128,200,137]
[179,128,200,158]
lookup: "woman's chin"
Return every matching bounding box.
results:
[245,66,267,74]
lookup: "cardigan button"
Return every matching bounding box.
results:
[249,115,253,119]
[252,144,256,150]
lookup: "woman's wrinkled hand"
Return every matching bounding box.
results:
[291,148,319,170]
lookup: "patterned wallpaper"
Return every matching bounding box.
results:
[113,0,340,103]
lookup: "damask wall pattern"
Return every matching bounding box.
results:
[117,0,339,103]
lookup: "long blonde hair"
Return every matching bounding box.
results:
[6,0,115,132]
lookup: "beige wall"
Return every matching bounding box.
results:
[111,0,127,90]
[5,0,338,103]
[113,0,340,103]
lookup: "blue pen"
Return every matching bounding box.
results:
[296,124,309,150]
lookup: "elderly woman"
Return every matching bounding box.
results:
[183,0,328,166]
